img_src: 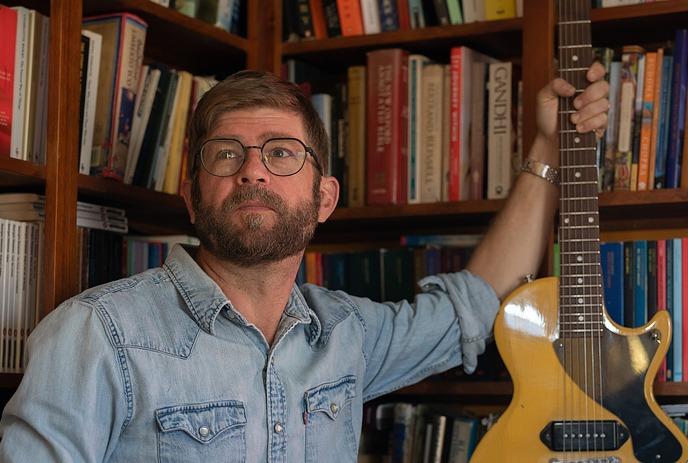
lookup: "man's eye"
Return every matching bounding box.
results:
[218,150,240,160]
[269,148,293,158]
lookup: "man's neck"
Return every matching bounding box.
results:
[194,246,302,345]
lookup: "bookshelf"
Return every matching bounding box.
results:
[2,0,688,407]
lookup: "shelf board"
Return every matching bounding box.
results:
[83,0,248,75]
[591,1,688,46]
[281,19,522,68]
[0,157,46,189]
[77,175,193,234]
[397,379,688,399]
[598,188,688,231]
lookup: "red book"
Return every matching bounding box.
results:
[336,0,364,36]
[396,0,410,30]
[366,48,409,205]
[657,239,667,382]
[309,0,328,39]
[0,6,18,158]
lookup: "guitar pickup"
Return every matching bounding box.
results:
[548,459,620,463]
[540,420,630,451]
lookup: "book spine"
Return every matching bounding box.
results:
[647,48,664,190]
[10,7,28,160]
[469,62,487,200]
[336,0,364,36]
[614,48,642,191]
[377,0,399,32]
[366,48,409,205]
[419,63,444,203]
[629,54,645,191]
[657,239,667,382]
[601,242,624,325]
[322,0,342,37]
[395,0,410,29]
[309,0,328,39]
[665,29,688,188]
[655,55,674,189]
[407,55,427,204]
[636,52,657,191]
[347,65,366,207]
[633,240,648,326]
[484,0,516,20]
[0,6,18,158]
[448,47,462,201]
[296,0,315,38]
[487,61,512,199]
[673,238,683,381]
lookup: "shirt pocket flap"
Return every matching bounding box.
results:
[155,400,246,444]
[305,375,356,421]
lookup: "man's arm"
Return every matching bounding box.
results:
[467,63,610,299]
[0,300,127,462]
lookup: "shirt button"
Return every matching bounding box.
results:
[198,426,210,437]
[274,422,284,434]
[330,403,339,414]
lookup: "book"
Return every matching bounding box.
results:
[162,70,193,194]
[407,54,430,204]
[601,241,624,325]
[360,0,381,34]
[665,29,688,189]
[0,6,18,158]
[614,46,643,191]
[484,0,516,20]
[419,62,444,203]
[79,29,102,175]
[487,61,512,199]
[366,48,409,205]
[346,66,366,207]
[654,54,674,189]
[82,13,148,180]
[636,52,657,191]
[336,0,364,36]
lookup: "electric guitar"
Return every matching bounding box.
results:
[470,1,688,461]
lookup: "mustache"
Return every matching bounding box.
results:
[222,186,286,213]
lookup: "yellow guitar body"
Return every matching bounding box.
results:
[470,277,688,463]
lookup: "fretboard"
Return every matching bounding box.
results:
[556,0,603,337]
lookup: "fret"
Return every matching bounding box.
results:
[561,263,601,269]
[559,67,591,72]
[561,273,601,279]
[561,211,599,215]
[559,328,605,334]
[561,196,598,201]
[561,147,597,152]
[559,20,591,25]
[561,164,598,169]
[559,109,577,114]
[560,129,579,133]
[560,285,602,290]
[560,250,599,255]
[560,226,599,231]
[562,181,599,186]
[558,44,592,49]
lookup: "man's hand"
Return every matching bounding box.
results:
[536,61,609,144]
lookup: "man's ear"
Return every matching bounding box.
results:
[317,176,340,223]
[180,179,196,224]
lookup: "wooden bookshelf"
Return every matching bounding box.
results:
[0,158,45,189]
[0,374,22,390]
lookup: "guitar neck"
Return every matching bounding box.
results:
[556,0,604,337]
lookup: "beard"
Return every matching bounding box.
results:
[192,179,320,267]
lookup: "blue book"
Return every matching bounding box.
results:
[634,240,648,327]
[408,0,425,28]
[673,239,683,382]
[665,29,688,188]
[601,242,624,325]
[377,0,399,31]
[654,55,674,188]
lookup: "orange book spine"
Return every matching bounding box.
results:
[637,52,657,191]
[647,48,664,190]
[309,0,328,39]
[336,0,364,36]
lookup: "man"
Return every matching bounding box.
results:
[0,66,608,462]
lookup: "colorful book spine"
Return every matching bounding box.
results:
[366,48,409,205]
[614,46,643,191]
[672,238,683,381]
[657,239,667,382]
[0,6,18,158]
[633,240,648,326]
[655,55,674,189]
[601,242,624,325]
[637,52,657,191]
[336,0,364,36]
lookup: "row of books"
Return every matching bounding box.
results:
[149,0,245,35]
[0,218,43,373]
[597,29,688,192]
[298,234,480,302]
[0,5,50,164]
[283,0,524,42]
[583,238,688,382]
[359,402,492,463]
[287,47,521,207]
[78,13,217,192]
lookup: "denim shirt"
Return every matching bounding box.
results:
[0,244,498,462]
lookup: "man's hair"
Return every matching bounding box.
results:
[187,70,329,179]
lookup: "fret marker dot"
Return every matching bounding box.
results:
[575,171,581,178]
[574,136,580,143]
[577,278,583,284]
[578,298,584,304]
[577,255,583,262]
[572,55,578,61]
[588,217,594,223]
[578,315,584,321]
[564,218,570,224]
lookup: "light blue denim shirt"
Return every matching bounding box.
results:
[0,244,498,462]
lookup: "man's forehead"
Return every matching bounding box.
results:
[210,108,306,139]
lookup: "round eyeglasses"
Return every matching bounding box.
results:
[199,137,322,177]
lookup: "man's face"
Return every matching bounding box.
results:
[188,108,327,267]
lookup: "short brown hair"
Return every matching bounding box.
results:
[187,70,329,179]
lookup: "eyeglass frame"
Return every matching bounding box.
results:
[198,137,323,177]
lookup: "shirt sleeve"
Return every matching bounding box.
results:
[353,270,499,401]
[0,298,128,462]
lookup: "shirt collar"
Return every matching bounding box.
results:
[163,244,321,340]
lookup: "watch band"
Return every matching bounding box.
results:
[521,158,560,186]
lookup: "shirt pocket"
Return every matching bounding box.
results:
[155,400,247,463]
[303,375,357,463]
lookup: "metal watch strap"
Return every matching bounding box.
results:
[521,158,560,186]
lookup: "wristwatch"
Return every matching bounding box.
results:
[521,158,560,186]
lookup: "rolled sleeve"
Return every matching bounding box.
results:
[355,270,500,401]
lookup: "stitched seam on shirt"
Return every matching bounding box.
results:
[462,333,493,344]
[361,345,461,402]
[340,296,369,367]
[94,302,134,432]
[81,271,170,302]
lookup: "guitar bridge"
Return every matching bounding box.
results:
[540,420,630,451]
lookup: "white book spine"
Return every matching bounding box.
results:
[79,30,102,175]
[216,0,234,31]
[21,10,36,162]
[408,55,428,204]
[0,220,7,371]
[125,68,161,184]
[487,61,512,199]
[419,63,444,203]
[360,0,381,35]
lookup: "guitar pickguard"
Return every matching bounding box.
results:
[554,328,682,462]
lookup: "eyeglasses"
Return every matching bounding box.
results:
[199,137,322,177]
